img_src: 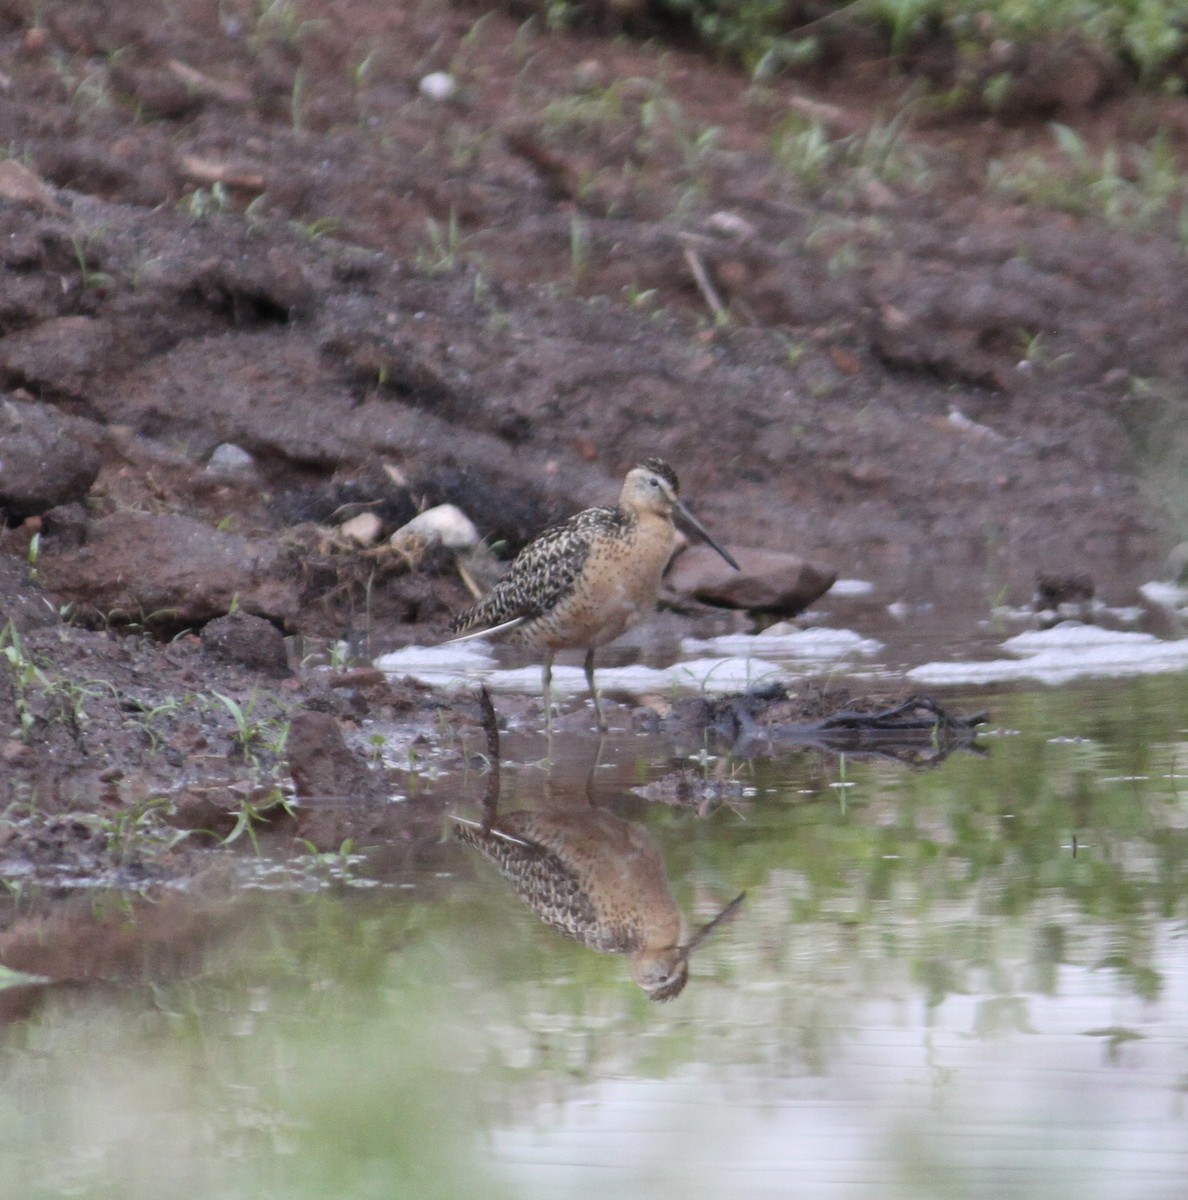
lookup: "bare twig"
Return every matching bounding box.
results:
[176,154,265,191]
[680,241,729,324]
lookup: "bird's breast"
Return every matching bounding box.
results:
[521,513,675,652]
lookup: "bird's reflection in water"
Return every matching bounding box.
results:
[454,691,743,1001]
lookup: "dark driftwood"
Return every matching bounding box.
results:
[675,685,987,767]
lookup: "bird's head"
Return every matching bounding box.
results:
[622,458,681,516]
[621,457,740,571]
[630,891,746,1002]
[629,946,690,1002]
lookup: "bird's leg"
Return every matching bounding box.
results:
[541,652,554,733]
[584,648,606,732]
[478,686,500,833]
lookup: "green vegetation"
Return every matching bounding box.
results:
[85,795,191,866]
[221,785,296,851]
[0,622,116,741]
[179,181,231,220]
[70,234,115,291]
[0,622,49,740]
[539,0,1188,91]
[252,0,323,45]
[772,109,930,198]
[414,207,471,274]
[990,124,1188,236]
[210,690,291,767]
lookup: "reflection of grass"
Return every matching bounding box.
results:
[0,898,514,1200]
[677,676,1188,992]
[1,679,1185,1197]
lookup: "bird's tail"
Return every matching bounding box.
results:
[443,615,527,645]
[450,814,533,847]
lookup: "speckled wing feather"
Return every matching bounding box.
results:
[450,505,628,635]
[453,819,635,952]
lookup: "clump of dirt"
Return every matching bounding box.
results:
[0,0,1185,897]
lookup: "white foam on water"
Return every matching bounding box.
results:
[376,648,786,696]
[681,626,883,660]
[1139,579,1188,609]
[827,578,876,597]
[910,621,1188,686]
[374,641,497,688]
[378,623,880,697]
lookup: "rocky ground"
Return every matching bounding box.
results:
[1,0,1187,894]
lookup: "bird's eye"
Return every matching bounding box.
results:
[649,477,661,489]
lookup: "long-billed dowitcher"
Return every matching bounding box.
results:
[448,457,739,729]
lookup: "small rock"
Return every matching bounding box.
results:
[40,503,89,548]
[207,442,256,474]
[38,512,297,629]
[340,511,382,546]
[947,408,1006,442]
[419,71,457,102]
[327,668,389,690]
[1166,541,1188,584]
[665,545,836,616]
[572,60,606,93]
[0,159,61,212]
[2,739,34,765]
[201,611,290,674]
[287,709,388,806]
[22,26,48,55]
[0,398,101,520]
[1034,573,1094,610]
[390,504,479,550]
[706,211,755,239]
[0,316,114,395]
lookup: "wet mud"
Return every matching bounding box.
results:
[0,0,1186,965]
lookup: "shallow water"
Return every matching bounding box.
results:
[375,569,1187,701]
[1,667,1187,1199]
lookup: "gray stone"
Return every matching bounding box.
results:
[418,71,457,102]
[665,545,836,616]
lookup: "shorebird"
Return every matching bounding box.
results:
[454,808,745,1000]
[448,458,739,729]
[452,688,744,999]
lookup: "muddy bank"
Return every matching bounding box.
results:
[0,0,1186,899]
[0,1,1176,575]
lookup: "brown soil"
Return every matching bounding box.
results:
[0,0,1185,905]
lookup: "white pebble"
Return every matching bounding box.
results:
[419,72,457,102]
[340,512,383,546]
[207,443,255,473]
[391,503,478,549]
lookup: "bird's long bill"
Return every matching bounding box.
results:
[675,500,741,571]
[677,891,746,964]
